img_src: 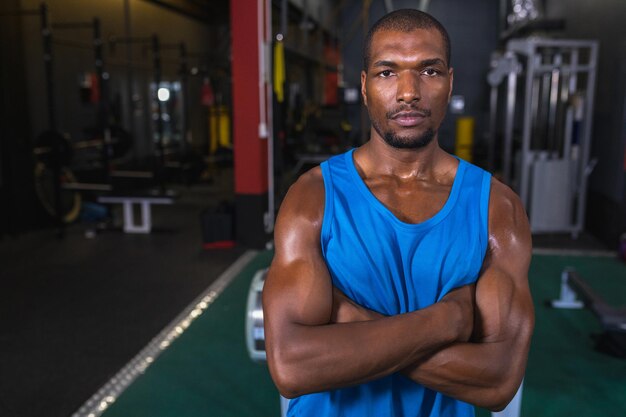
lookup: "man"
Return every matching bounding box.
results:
[263,8,534,417]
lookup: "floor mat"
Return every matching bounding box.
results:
[99,252,626,417]
[100,250,278,417]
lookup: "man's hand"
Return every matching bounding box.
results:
[332,284,476,344]
[440,284,476,343]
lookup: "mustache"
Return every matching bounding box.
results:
[386,105,431,119]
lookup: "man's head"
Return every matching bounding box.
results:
[363,9,451,71]
[361,9,453,150]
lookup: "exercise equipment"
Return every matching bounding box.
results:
[33,127,137,222]
[97,190,176,234]
[109,36,199,186]
[245,268,267,362]
[109,34,167,183]
[487,38,598,237]
[551,268,626,357]
[2,4,122,226]
[51,16,112,165]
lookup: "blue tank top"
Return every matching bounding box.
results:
[287,149,491,417]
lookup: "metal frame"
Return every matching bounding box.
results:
[489,38,598,236]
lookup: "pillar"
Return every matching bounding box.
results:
[230,0,270,248]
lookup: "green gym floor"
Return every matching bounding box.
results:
[82,251,626,417]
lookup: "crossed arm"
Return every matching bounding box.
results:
[262,168,534,411]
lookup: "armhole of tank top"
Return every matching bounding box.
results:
[320,161,334,253]
[479,171,492,259]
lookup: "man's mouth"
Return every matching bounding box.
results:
[390,111,428,127]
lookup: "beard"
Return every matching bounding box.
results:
[371,118,436,149]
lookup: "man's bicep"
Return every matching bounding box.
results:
[475,179,534,344]
[264,256,333,328]
[473,265,533,344]
[263,168,333,330]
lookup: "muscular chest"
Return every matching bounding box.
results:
[364,177,452,223]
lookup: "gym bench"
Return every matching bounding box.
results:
[97,192,176,234]
[552,268,626,356]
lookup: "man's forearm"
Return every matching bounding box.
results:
[401,336,530,411]
[329,285,529,410]
[266,300,463,398]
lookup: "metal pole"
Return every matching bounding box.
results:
[547,54,562,154]
[123,0,136,158]
[503,70,517,185]
[152,34,165,190]
[576,43,598,235]
[280,0,287,39]
[384,0,394,13]
[520,50,537,208]
[265,0,275,234]
[93,17,111,179]
[40,2,63,235]
[487,84,498,172]
[179,42,189,154]
[41,3,55,131]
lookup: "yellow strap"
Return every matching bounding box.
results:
[273,41,285,103]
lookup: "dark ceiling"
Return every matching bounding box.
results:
[142,0,230,25]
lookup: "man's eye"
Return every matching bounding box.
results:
[380,70,393,77]
[423,68,439,76]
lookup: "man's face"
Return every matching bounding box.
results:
[361,28,453,149]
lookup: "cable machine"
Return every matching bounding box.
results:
[487,38,598,237]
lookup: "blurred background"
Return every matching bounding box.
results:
[0,1,625,416]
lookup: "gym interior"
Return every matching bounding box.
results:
[1,1,625,416]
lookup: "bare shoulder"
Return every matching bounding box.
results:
[273,166,326,258]
[285,166,324,204]
[277,166,325,227]
[487,177,532,266]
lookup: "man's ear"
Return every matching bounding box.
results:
[361,70,368,107]
[447,67,454,103]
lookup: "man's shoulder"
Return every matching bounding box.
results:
[277,166,325,227]
[292,166,324,194]
[289,149,352,196]
[487,177,531,249]
[489,177,522,213]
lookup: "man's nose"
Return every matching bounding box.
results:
[396,72,421,103]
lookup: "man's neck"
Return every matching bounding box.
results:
[357,133,452,181]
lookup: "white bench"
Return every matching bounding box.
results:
[97,193,175,234]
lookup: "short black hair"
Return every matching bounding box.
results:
[363,9,451,71]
